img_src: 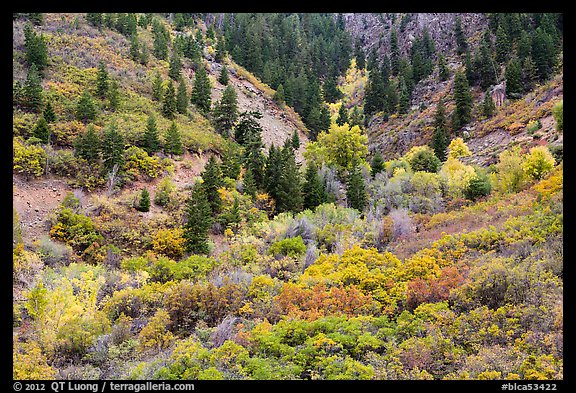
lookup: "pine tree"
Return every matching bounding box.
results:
[522,56,539,90]
[264,144,282,201]
[505,57,523,98]
[33,116,50,144]
[183,182,213,255]
[451,71,473,131]
[234,111,263,146]
[364,68,386,117]
[336,104,349,126]
[211,85,238,137]
[438,53,450,81]
[346,165,367,212]
[322,76,342,103]
[152,71,163,102]
[273,84,285,104]
[354,38,366,70]
[137,188,150,212]
[152,19,169,60]
[275,146,303,213]
[398,76,410,114]
[139,43,149,66]
[101,121,124,171]
[24,23,48,72]
[190,65,212,115]
[176,79,188,115]
[75,124,100,162]
[129,34,140,62]
[370,152,385,177]
[291,129,300,150]
[164,121,183,156]
[390,28,400,76]
[142,114,161,155]
[107,79,120,111]
[162,80,177,119]
[215,37,227,63]
[76,90,98,123]
[302,161,325,211]
[218,65,229,85]
[200,155,224,216]
[86,13,103,27]
[495,25,511,64]
[349,106,364,128]
[454,15,468,55]
[242,167,257,198]
[22,64,43,112]
[168,51,182,80]
[42,100,56,123]
[432,100,450,161]
[96,61,109,99]
[482,90,496,118]
[220,144,241,180]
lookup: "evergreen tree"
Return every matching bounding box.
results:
[382,79,399,116]
[336,104,349,126]
[398,77,410,114]
[273,84,285,104]
[42,100,56,123]
[517,30,532,62]
[176,78,188,115]
[96,61,109,99]
[291,129,300,150]
[354,39,366,70]
[264,144,282,201]
[464,50,475,86]
[531,27,557,81]
[495,24,511,64]
[322,76,343,103]
[75,124,100,162]
[211,85,238,137]
[505,57,523,98]
[275,145,303,213]
[152,71,163,101]
[451,70,473,131]
[164,121,183,156]
[346,165,367,212]
[242,167,257,198]
[33,116,50,144]
[24,23,48,72]
[200,155,224,216]
[215,37,227,63]
[168,51,182,80]
[302,161,325,211]
[234,111,263,146]
[183,182,213,255]
[139,43,149,66]
[152,19,169,60]
[364,68,386,117]
[454,15,468,55]
[162,80,177,119]
[76,90,98,123]
[22,64,43,112]
[101,121,124,171]
[190,65,212,115]
[218,65,229,85]
[438,53,450,81]
[107,79,120,111]
[137,188,151,212]
[86,13,103,27]
[367,47,379,71]
[349,106,364,128]
[432,100,450,161]
[370,152,385,178]
[390,28,400,76]
[482,90,496,118]
[475,37,497,89]
[142,114,161,155]
[220,144,241,180]
[129,34,140,62]
[522,56,539,89]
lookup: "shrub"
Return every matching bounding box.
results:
[151,228,185,260]
[13,137,46,179]
[465,167,492,201]
[268,236,307,258]
[405,146,441,173]
[552,100,562,131]
[522,146,555,181]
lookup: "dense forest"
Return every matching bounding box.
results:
[13,12,562,381]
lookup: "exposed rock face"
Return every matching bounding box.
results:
[491,80,507,107]
[343,13,487,60]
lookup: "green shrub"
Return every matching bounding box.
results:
[552,100,562,131]
[268,236,307,258]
